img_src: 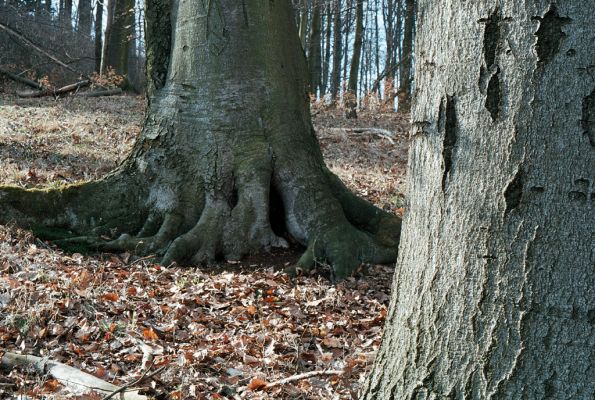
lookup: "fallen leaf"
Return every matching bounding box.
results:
[248,378,268,391]
[102,292,119,302]
[143,327,159,341]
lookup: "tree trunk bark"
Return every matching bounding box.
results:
[398,0,414,112]
[77,0,92,36]
[345,0,364,118]
[0,0,401,282]
[298,0,308,50]
[330,0,342,101]
[383,0,394,82]
[94,0,103,73]
[342,0,352,85]
[62,0,72,29]
[307,0,322,96]
[102,0,134,84]
[321,2,333,96]
[361,0,594,398]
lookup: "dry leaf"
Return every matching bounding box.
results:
[246,305,257,315]
[143,327,159,341]
[248,378,268,391]
[42,379,61,392]
[102,292,119,302]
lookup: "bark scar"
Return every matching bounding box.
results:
[581,88,595,147]
[440,95,457,191]
[532,5,572,66]
[504,169,524,215]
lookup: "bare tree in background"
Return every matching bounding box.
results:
[345,0,364,118]
[308,0,322,95]
[101,0,134,87]
[77,0,92,36]
[398,0,414,111]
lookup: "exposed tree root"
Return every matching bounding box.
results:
[0,99,401,281]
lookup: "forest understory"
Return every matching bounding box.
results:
[0,92,410,399]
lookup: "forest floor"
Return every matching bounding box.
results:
[0,91,410,400]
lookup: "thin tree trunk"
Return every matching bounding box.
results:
[342,0,352,85]
[374,0,380,97]
[345,0,364,118]
[298,0,308,50]
[362,1,594,398]
[307,0,322,96]
[330,0,342,101]
[62,0,72,29]
[77,0,92,36]
[398,0,414,112]
[321,3,333,96]
[100,0,115,74]
[102,0,134,85]
[94,0,103,73]
[383,0,394,81]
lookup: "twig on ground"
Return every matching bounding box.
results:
[0,352,147,399]
[266,370,344,389]
[81,88,123,97]
[0,68,42,90]
[103,364,166,400]
[327,127,396,144]
[16,79,90,98]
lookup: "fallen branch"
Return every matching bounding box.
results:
[266,370,344,389]
[327,127,396,144]
[17,79,90,98]
[81,88,123,97]
[0,22,85,77]
[103,364,165,400]
[0,68,42,90]
[0,351,147,399]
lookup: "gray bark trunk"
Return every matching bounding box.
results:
[345,0,364,118]
[94,0,103,73]
[330,0,342,101]
[321,3,333,96]
[307,0,322,95]
[298,0,308,49]
[362,0,594,398]
[102,0,134,82]
[398,0,414,112]
[77,0,92,36]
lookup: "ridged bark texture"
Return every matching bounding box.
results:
[362,0,594,398]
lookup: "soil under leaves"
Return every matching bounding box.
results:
[0,92,410,399]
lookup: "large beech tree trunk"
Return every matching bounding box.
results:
[0,0,401,281]
[361,0,594,398]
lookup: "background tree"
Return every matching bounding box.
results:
[321,1,333,96]
[59,0,72,30]
[361,0,594,397]
[101,0,134,82]
[330,0,342,101]
[307,0,322,95]
[95,0,104,73]
[77,0,92,36]
[397,0,414,111]
[345,0,364,118]
[0,0,401,281]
